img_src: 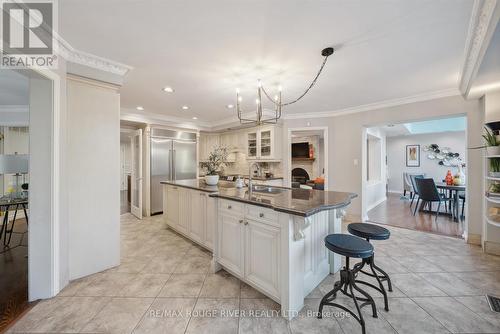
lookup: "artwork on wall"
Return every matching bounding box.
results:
[423,144,464,167]
[406,145,420,167]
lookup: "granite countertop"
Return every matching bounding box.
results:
[161,179,356,217]
[234,175,284,181]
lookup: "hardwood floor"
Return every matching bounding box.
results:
[0,218,28,332]
[368,193,464,238]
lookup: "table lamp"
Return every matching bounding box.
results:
[0,153,29,199]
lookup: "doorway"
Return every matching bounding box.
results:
[120,123,144,219]
[363,116,467,238]
[0,71,30,330]
[287,127,328,190]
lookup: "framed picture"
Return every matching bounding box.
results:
[406,145,420,167]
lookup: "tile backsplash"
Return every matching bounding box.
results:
[199,152,283,177]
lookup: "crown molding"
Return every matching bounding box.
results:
[56,35,133,77]
[459,0,499,96]
[0,2,132,79]
[203,89,461,127]
[278,88,461,120]
[127,88,462,130]
[120,108,211,131]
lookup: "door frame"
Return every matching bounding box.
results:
[131,128,143,219]
[27,67,62,299]
[286,127,329,190]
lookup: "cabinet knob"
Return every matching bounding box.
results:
[227,205,232,209]
[239,220,243,224]
[244,221,248,225]
[259,213,264,218]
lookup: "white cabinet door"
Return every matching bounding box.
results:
[176,188,190,234]
[244,219,280,299]
[190,191,205,244]
[247,131,258,159]
[166,186,179,227]
[218,212,244,276]
[204,195,217,250]
[259,127,273,159]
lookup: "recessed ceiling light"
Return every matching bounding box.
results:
[192,117,198,120]
[181,105,189,110]
[136,106,144,111]
[163,86,174,93]
[226,104,234,109]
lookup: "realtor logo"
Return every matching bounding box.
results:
[1,0,57,68]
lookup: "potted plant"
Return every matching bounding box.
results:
[483,127,500,156]
[489,157,500,178]
[201,146,228,185]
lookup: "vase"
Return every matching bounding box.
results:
[454,166,466,186]
[205,175,219,185]
[486,146,500,156]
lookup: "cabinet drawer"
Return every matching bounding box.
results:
[219,199,244,215]
[245,205,278,227]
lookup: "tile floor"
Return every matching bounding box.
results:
[8,213,500,334]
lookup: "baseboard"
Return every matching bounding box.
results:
[484,240,500,256]
[467,233,482,246]
[366,196,387,212]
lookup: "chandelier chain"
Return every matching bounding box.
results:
[261,56,329,106]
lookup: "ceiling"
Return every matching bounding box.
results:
[59,0,474,125]
[381,116,467,137]
[471,22,500,95]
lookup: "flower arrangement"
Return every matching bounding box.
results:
[201,146,229,176]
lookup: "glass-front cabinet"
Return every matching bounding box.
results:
[260,129,272,158]
[247,132,257,159]
[246,126,281,160]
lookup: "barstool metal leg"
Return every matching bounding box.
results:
[369,257,389,311]
[318,256,378,334]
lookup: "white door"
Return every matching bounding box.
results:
[190,191,205,243]
[218,212,244,276]
[166,186,179,226]
[130,129,143,219]
[244,219,280,299]
[176,188,190,234]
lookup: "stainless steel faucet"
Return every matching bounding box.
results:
[248,162,260,190]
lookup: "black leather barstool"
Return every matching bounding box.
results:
[348,223,392,311]
[318,234,377,334]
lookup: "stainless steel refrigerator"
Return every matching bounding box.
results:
[150,128,197,214]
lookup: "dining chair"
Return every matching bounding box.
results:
[459,191,465,219]
[414,178,454,221]
[409,174,425,211]
[403,173,413,197]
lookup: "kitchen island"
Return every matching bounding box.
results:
[161,179,356,319]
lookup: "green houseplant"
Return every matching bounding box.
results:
[489,158,500,178]
[201,146,228,185]
[483,127,500,156]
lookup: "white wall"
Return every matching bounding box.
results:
[67,76,121,280]
[28,73,55,300]
[365,127,386,212]
[283,95,482,242]
[386,131,466,193]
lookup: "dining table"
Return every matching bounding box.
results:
[0,197,29,247]
[435,183,466,221]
